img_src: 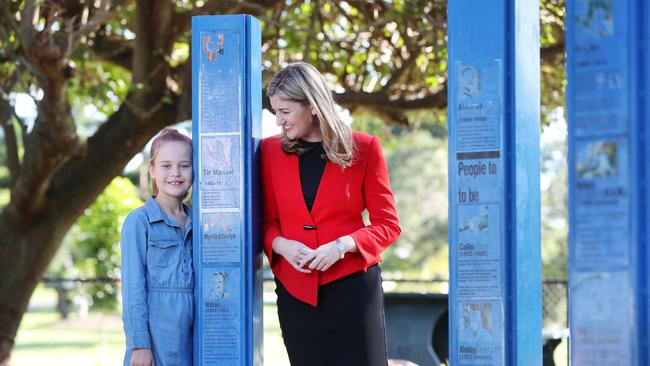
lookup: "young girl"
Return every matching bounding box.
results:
[121,128,194,366]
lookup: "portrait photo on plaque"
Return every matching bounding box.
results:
[575,0,614,41]
[203,267,240,312]
[457,300,503,366]
[575,139,618,179]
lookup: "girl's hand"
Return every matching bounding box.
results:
[272,237,314,273]
[131,348,154,366]
[304,242,341,272]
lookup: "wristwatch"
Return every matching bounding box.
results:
[335,238,346,259]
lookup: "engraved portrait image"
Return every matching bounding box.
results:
[576,140,617,179]
[461,66,481,99]
[203,137,232,170]
[205,271,230,304]
[460,302,493,343]
[576,0,613,39]
[459,205,489,234]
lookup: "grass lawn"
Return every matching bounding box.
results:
[9,286,564,366]
[12,311,124,366]
[11,286,289,366]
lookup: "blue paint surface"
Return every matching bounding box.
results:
[567,1,649,364]
[448,1,541,365]
[192,15,263,366]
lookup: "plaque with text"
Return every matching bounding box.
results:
[573,137,629,270]
[572,0,629,137]
[201,267,242,365]
[202,212,242,263]
[199,31,242,134]
[457,204,502,298]
[200,135,241,209]
[451,59,506,365]
[571,271,631,366]
[457,299,504,366]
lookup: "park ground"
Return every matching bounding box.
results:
[9,285,567,366]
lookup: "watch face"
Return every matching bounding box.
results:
[336,240,345,258]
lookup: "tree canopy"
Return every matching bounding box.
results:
[0,0,565,361]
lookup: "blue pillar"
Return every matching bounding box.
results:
[191,15,263,366]
[567,1,648,364]
[448,1,541,365]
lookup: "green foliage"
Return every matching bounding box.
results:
[370,128,449,278]
[50,177,142,311]
[540,0,566,123]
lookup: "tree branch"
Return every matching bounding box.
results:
[382,48,421,92]
[89,35,133,70]
[338,84,447,111]
[541,42,565,62]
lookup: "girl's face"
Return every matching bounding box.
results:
[270,96,321,142]
[150,141,193,200]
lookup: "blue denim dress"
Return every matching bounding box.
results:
[121,196,194,366]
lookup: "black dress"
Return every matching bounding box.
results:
[275,140,389,366]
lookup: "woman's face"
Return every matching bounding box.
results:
[270,95,321,142]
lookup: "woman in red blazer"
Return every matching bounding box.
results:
[261,62,401,366]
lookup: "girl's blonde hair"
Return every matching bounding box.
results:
[267,62,354,168]
[149,128,193,196]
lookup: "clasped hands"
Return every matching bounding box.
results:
[272,236,353,273]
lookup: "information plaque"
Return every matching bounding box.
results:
[448,1,541,365]
[567,1,647,364]
[192,15,263,366]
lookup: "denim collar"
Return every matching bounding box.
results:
[144,195,192,230]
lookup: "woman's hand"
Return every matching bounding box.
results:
[272,237,314,273]
[131,348,154,366]
[302,242,341,271]
[302,235,358,272]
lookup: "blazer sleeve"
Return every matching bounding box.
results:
[350,136,401,265]
[260,139,282,271]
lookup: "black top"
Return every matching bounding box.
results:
[298,140,327,212]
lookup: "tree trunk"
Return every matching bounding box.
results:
[0,98,181,363]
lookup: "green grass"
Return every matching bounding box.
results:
[12,311,125,366]
[10,286,563,366]
[11,285,289,365]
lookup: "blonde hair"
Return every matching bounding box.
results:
[149,128,193,196]
[267,62,354,168]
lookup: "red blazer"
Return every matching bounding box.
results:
[261,131,401,306]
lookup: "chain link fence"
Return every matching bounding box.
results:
[542,279,568,329]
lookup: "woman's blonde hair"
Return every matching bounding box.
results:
[149,128,193,196]
[267,62,354,168]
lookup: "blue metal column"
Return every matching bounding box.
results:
[448,1,541,365]
[191,15,263,366]
[567,1,647,365]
